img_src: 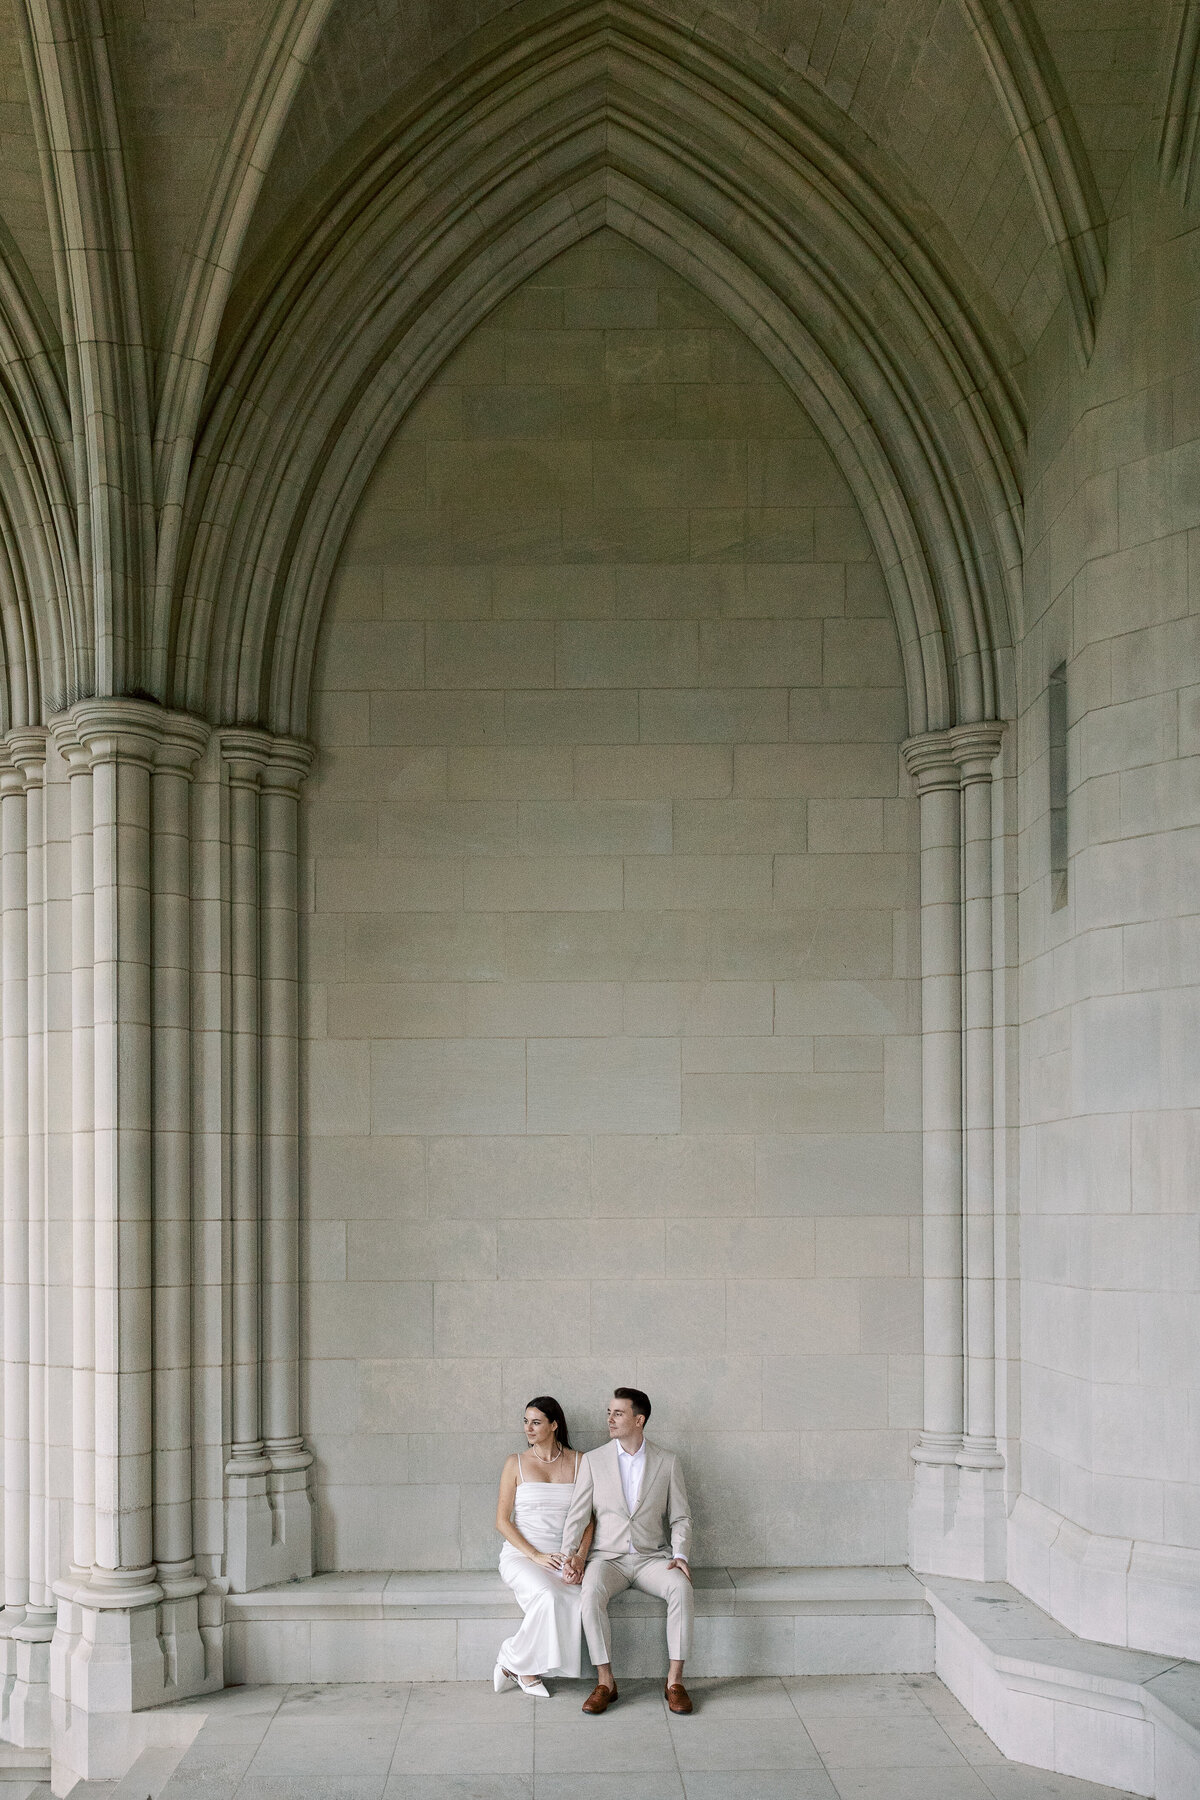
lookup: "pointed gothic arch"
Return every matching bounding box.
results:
[169,5,1026,744]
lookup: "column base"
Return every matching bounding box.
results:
[910,1454,1008,1581]
[49,1578,222,1785]
[5,1607,54,1750]
[0,1608,24,1740]
[224,1461,314,1593]
[160,1579,221,1701]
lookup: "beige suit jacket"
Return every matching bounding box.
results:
[560,1438,692,1564]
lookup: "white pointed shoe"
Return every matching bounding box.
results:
[494,1662,516,1693]
[517,1676,550,1697]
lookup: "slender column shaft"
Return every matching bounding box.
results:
[225,738,270,1470]
[65,750,95,1578]
[14,745,52,1623]
[151,748,205,1577]
[221,731,314,1592]
[42,768,73,1609]
[188,763,226,1568]
[903,733,964,1461]
[1,757,29,1621]
[3,739,54,1744]
[952,724,1005,1466]
[75,709,160,1595]
[259,746,312,1460]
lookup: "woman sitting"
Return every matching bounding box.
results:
[494,1395,592,1697]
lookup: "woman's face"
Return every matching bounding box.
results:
[524,1407,556,1450]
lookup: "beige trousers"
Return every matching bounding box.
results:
[581,1552,694,1666]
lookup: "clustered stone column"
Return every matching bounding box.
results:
[903,723,1007,1581]
[0,732,51,1746]
[0,702,315,1777]
[47,704,214,1770]
[221,730,315,1595]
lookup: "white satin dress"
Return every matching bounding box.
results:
[497,1453,584,1679]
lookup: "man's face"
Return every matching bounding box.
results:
[607,1397,644,1440]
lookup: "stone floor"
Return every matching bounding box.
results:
[93,1673,1146,1800]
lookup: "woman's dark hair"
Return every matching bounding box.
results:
[614,1386,652,1424]
[525,1395,572,1450]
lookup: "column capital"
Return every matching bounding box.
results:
[154,714,212,777]
[949,721,1006,782]
[0,739,27,799]
[47,726,92,775]
[220,726,274,786]
[260,735,315,795]
[220,726,314,792]
[5,727,48,789]
[901,729,957,790]
[50,699,209,775]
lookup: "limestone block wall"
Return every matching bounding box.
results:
[301,232,922,1572]
[1013,148,1200,1658]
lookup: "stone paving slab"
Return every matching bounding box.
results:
[120,1675,1144,1800]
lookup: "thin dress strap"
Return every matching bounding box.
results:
[516,1452,522,1484]
[573,1450,580,1479]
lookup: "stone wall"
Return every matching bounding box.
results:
[1012,146,1200,1657]
[301,231,922,1572]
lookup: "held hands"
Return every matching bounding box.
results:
[532,1550,583,1582]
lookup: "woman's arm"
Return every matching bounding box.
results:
[561,1481,595,1583]
[559,1456,594,1560]
[562,1510,594,1585]
[495,1454,561,1568]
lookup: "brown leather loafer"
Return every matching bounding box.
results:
[664,1682,693,1714]
[582,1681,618,1714]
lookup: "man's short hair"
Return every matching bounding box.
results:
[614,1386,651,1424]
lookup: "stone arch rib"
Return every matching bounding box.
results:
[150,0,338,697]
[18,0,154,699]
[1161,1,1200,197]
[0,219,78,727]
[171,7,1024,742]
[957,0,1106,362]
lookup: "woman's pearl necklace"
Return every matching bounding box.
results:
[530,1442,562,1464]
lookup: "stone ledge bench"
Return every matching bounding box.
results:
[925,1576,1200,1800]
[224,1566,934,1685]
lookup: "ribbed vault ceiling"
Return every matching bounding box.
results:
[175,6,1029,741]
[0,0,1169,362]
[0,0,1184,735]
[106,0,282,343]
[248,0,1063,349]
[164,0,1166,363]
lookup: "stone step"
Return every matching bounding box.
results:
[224,1565,935,1685]
[0,1747,50,1800]
[925,1576,1200,1800]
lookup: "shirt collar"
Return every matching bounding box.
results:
[617,1439,645,1461]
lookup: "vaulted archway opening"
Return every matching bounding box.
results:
[301,229,921,1572]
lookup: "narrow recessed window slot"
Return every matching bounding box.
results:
[1049,661,1068,911]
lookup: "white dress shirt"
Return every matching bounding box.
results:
[616,1439,645,1553]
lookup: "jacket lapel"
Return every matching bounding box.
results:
[631,1440,663,1519]
[598,1439,626,1517]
